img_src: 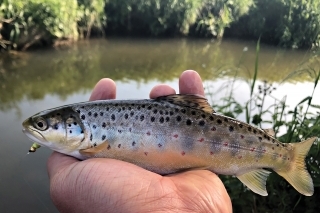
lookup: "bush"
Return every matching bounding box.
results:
[104,0,203,36]
[226,0,320,48]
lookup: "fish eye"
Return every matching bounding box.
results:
[34,117,48,131]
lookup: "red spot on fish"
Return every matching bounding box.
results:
[173,134,178,138]
[238,156,242,159]
[211,127,216,131]
[262,149,266,153]
[181,151,185,156]
[158,143,162,147]
[250,147,255,151]
[272,147,274,150]
[279,154,282,157]
[198,138,204,142]
[107,145,111,150]
[224,142,228,146]
[288,158,290,160]
[240,135,244,139]
[146,131,151,136]
[144,152,148,156]
[210,151,214,155]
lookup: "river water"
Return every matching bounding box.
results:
[0,38,319,212]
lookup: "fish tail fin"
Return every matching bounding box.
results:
[276,137,317,196]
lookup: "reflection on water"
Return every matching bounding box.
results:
[0,39,319,212]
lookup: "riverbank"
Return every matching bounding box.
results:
[1,0,319,51]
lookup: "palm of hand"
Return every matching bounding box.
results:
[48,71,232,213]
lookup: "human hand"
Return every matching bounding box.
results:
[47,70,232,213]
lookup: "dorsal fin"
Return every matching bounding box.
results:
[263,128,275,137]
[155,94,215,114]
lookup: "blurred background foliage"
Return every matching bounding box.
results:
[1,0,320,51]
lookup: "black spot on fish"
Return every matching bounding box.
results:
[68,124,71,127]
[130,111,134,116]
[247,127,252,131]
[142,104,145,108]
[239,124,243,128]
[201,114,206,119]
[76,110,80,113]
[135,115,138,120]
[159,117,164,123]
[81,115,85,120]
[118,144,121,148]
[272,139,275,143]
[81,130,84,134]
[166,117,170,122]
[191,111,196,115]
[209,116,214,121]
[175,108,179,112]
[69,130,72,134]
[73,122,77,125]
[107,145,111,150]
[128,107,132,110]
[100,112,103,116]
[224,118,228,122]
[57,113,61,116]
[181,109,186,114]
[88,112,92,116]
[199,120,205,126]
[90,134,92,141]
[137,106,141,110]
[131,103,135,106]
[151,117,155,122]
[93,125,96,129]
[118,130,122,133]
[122,107,125,110]
[106,107,109,111]
[159,110,163,115]
[118,108,121,112]
[140,115,144,121]
[186,119,192,126]
[253,129,257,134]
[165,111,168,115]
[102,122,106,128]
[258,136,262,141]
[169,111,174,116]
[229,126,234,132]
[115,103,119,107]
[111,114,115,121]
[147,106,152,110]
[217,119,222,124]
[124,114,128,119]
[93,142,97,147]
[102,135,106,140]
[132,141,136,146]
[94,112,98,117]
[153,109,158,114]
[176,116,181,122]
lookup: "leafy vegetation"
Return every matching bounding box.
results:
[0,0,105,51]
[207,40,320,212]
[1,0,320,50]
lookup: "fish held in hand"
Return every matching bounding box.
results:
[22,94,316,196]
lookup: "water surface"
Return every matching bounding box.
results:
[0,38,319,212]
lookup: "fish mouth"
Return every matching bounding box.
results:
[22,127,47,145]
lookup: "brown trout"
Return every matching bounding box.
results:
[22,94,316,196]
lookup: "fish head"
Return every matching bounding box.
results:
[22,107,88,158]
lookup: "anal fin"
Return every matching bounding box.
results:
[237,169,271,196]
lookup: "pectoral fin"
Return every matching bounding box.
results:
[237,169,271,196]
[79,142,109,157]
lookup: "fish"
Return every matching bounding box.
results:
[22,94,316,196]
